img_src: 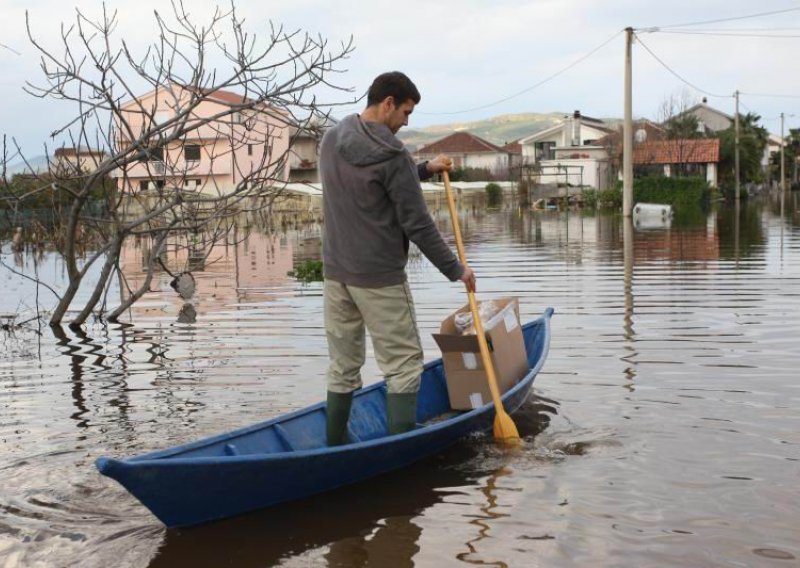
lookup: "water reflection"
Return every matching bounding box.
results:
[716,198,765,260]
[324,515,422,568]
[146,444,477,567]
[455,466,513,568]
[2,196,800,567]
[144,398,555,567]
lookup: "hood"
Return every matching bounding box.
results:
[336,114,405,166]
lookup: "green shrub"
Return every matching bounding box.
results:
[631,176,709,208]
[449,166,494,182]
[485,182,502,206]
[596,186,623,208]
[585,176,710,210]
[288,259,323,283]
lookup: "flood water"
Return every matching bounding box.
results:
[1,193,799,567]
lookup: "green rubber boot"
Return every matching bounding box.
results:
[326,391,353,446]
[387,392,418,436]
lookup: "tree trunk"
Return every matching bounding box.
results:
[69,235,124,328]
[106,231,170,322]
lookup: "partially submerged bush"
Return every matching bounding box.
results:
[288,259,323,283]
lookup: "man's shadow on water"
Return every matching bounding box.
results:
[147,396,558,568]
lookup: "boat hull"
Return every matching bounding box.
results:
[97,308,553,527]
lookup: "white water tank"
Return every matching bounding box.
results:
[633,202,672,219]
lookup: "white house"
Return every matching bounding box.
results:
[414,131,510,175]
[765,132,784,172]
[518,111,615,189]
[518,111,613,164]
[676,101,733,134]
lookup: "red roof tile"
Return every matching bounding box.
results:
[634,138,720,165]
[501,140,522,154]
[415,131,505,155]
[197,87,253,105]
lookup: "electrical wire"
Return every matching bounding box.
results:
[676,27,800,32]
[740,91,800,99]
[637,6,800,31]
[657,30,800,38]
[416,30,622,116]
[634,33,732,99]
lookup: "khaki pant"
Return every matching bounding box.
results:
[324,279,423,394]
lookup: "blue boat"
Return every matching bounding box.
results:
[96,308,554,528]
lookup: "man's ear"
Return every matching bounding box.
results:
[383,96,396,110]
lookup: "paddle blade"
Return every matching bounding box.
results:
[493,411,521,443]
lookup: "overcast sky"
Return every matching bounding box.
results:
[2,0,799,157]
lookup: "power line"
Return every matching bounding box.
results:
[637,6,800,31]
[634,33,732,99]
[671,26,800,32]
[658,30,800,38]
[740,91,800,99]
[417,30,622,116]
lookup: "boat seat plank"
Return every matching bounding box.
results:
[271,424,295,452]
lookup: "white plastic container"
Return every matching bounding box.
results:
[633,202,673,219]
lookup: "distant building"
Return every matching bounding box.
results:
[517,111,615,189]
[53,146,107,174]
[765,133,785,174]
[501,140,523,169]
[518,111,614,165]
[633,138,720,187]
[5,147,106,177]
[414,131,511,175]
[112,83,291,195]
[674,101,733,134]
[287,117,335,184]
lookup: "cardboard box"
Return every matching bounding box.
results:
[432,297,529,410]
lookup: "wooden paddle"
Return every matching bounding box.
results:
[442,170,520,443]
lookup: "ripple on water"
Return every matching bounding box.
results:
[3,202,800,566]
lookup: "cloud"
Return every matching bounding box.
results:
[2,0,799,155]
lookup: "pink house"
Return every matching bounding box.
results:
[113,84,291,195]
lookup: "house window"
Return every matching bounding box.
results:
[184,145,201,161]
[156,180,165,190]
[248,144,253,156]
[139,180,149,191]
[534,142,555,161]
[148,147,164,162]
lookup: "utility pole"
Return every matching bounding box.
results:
[623,27,634,217]
[781,112,786,193]
[734,90,740,204]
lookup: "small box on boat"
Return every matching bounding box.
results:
[432,297,528,411]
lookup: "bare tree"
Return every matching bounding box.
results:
[657,90,706,176]
[1,1,354,328]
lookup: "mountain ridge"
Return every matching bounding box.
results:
[398,112,564,151]
[399,112,623,152]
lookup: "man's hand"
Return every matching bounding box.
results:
[427,154,454,174]
[459,265,476,293]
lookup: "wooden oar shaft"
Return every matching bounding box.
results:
[465,289,505,407]
[442,172,518,441]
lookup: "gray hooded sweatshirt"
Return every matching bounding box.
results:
[320,114,463,288]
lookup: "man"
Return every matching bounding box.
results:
[320,71,475,445]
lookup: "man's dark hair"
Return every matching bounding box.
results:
[366,72,421,107]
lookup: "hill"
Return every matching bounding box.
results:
[398,112,567,151]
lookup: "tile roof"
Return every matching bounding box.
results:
[201,88,253,105]
[501,140,522,154]
[634,138,720,165]
[415,131,505,155]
